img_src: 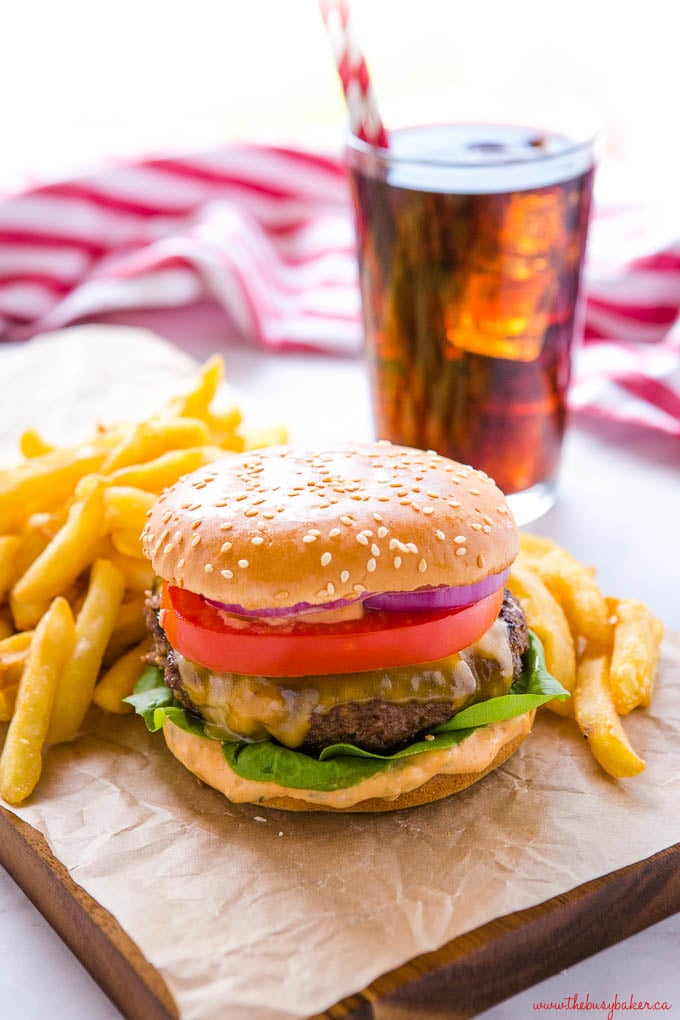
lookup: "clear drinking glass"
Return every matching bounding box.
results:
[346,95,597,524]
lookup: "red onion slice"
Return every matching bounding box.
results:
[362,569,510,613]
[203,568,509,618]
[204,595,361,618]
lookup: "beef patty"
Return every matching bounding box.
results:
[146,589,528,755]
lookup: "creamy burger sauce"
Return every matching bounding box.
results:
[174,617,514,748]
[163,713,533,808]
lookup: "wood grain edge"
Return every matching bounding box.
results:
[0,805,178,1020]
[315,841,680,1020]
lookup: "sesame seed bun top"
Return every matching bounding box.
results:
[141,441,519,610]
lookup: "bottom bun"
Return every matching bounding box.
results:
[163,711,534,813]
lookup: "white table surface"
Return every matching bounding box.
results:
[1,307,679,1018]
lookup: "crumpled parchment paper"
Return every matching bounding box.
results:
[1,327,678,1020]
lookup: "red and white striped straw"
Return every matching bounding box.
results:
[319,0,389,148]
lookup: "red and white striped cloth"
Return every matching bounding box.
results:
[1,145,679,438]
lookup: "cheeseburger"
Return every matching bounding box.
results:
[132,441,567,812]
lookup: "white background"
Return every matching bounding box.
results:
[1,0,677,201]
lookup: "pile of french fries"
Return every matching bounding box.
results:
[0,355,286,804]
[511,534,664,779]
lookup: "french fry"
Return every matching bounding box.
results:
[103,486,156,534]
[19,429,54,458]
[100,417,211,474]
[105,446,223,494]
[104,596,148,666]
[241,424,288,451]
[110,529,146,559]
[0,616,13,641]
[574,649,645,777]
[523,546,611,647]
[0,596,75,804]
[0,683,19,722]
[519,532,557,558]
[93,639,152,714]
[47,559,126,744]
[0,535,21,603]
[165,354,223,420]
[10,480,105,628]
[0,631,33,687]
[105,549,155,593]
[0,436,115,533]
[205,406,242,440]
[609,599,664,715]
[508,562,576,715]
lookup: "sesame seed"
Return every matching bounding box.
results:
[309,529,321,537]
[377,495,390,502]
[483,515,493,525]
[329,527,341,538]
[411,502,421,512]
[235,493,247,501]
[406,543,418,554]
[356,533,369,546]
[303,534,317,544]
[214,499,229,508]
[220,521,233,531]
[220,541,233,553]
[205,563,214,573]
[353,583,367,593]
[174,531,183,543]
[162,509,172,523]
[455,547,467,557]
[448,500,461,508]
[177,558,185,569]
[393,556,402,569]
[399,498,411,506]
[263,511,275,520]
[340,569,350,583]
[483,525,492,534]
[497,505,509,515]
[180,501,192,510]
[275,590,289,600]
[377,526,388,538]
[251,536,264,546]
[366,558,377,572]
[191,519,201,530]
[189,503,201,512]
[238,559,249,569]
[371,543,380,557]
[418,558,427,573]
[321,552,332,566]
[163,543,174,555]
[435,530,445,541]
[244,508,258,517]
[453,535,466,544]
[326,582,335,596]
[341,516,353,526]
[470,523,483,532]
[423,507,434,515]
[424,734,435,742]
[372,513,383,522]
[221,569,233,580]
[477,554,486,568]
[469,488,481,496]
[191,534,201,547]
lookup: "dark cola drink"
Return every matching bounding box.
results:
[347,123,594,520]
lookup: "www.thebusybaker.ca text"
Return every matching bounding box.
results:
[532,992,673,1020]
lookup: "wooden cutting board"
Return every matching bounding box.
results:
[1,804,678,1020]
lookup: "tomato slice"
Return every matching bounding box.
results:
[160,583,504,677]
